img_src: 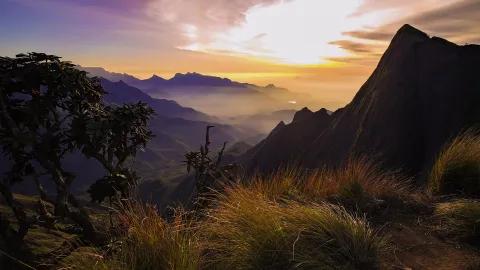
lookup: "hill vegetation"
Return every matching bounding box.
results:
[56,143,480,269]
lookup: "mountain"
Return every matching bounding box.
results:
[82,69,278,95]
[81,67,302,117]
[225,109,297,134]
[79,66,139,84]
[242,24,480,179]
[100,78,216,122]
[100,78,249,180]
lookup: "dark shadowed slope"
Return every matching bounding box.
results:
[241,108,332,171]
[243,24,480,178]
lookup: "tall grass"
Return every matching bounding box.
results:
[435,199,480,244]
[247,158,414,212]
[429,129,480,197]
[203,186,386,269]
[67,201,202,270]
[113,202,202,270]
[65,159,403,269]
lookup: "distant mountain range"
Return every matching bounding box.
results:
[82,68,287,96]
[100,78,216,122]
[101,78,250,181]
[81,67,302,117]
[242,24,480,180]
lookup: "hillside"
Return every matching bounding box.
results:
[243,24,480,178]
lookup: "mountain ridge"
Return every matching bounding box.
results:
[242,24,480,178]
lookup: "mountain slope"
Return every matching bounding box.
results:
[243,24,480,178]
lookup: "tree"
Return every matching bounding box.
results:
[72,103,154,203]
[184,126,236,210]
[0,53,153,243]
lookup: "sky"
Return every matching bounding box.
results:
[1,0,479,109]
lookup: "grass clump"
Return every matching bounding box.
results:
[203,185,386,270]
[68,202,202,270]
[435,199,480,245]
[248,158,414,213]
[113,202,202,270]
[429,130,480,197]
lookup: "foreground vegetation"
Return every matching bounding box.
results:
[56,131,480,270]
[2,130,480,269]
[1,55,479,269]
[51,154,476,270]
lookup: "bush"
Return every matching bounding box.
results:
[435,199,480,245]
[429,130,480,197]
[202,186,386,269]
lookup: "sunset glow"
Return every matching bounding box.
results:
[1,0,479,109]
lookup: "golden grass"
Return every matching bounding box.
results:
[203,185,387,269]
[114,202,202,270]
[65,158,410,270]
[429,129,480,196]
[67,201,202,270]
[435,199,480,243]
[246,158,414,211]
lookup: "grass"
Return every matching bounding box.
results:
[64,167,389,270]
[62,158,403,270]
[247,158,415,214]
[435,199,480,245]
[429,129,480,197]
[203,185,387,269]
[63,202,202,270]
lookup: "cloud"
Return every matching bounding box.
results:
[329,40,375,53]
[342,30,392,42]
[404,0,480,41]
[333,0,480,67]
[350,0,456,16]
[145,0,283,43]
[348,0,480,43]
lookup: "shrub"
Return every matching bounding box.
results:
[435,199,480,244]
[429,130,480,197]
[202,186,386,270]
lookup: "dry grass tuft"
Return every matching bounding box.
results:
[202,185,387,269]
[68,201,202,270]
[113,201,202,270]
[435,199,480,245]
[246,158,415,213]
[429,129,480,197]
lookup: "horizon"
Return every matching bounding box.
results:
[1,0,479,109]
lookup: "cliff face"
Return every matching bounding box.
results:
[243,25,480,177]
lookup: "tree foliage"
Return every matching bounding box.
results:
[0,53,153,243]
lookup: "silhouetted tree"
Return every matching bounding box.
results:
[184,126,236,209]
[0,53,153,243]
[72,103,154,203]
